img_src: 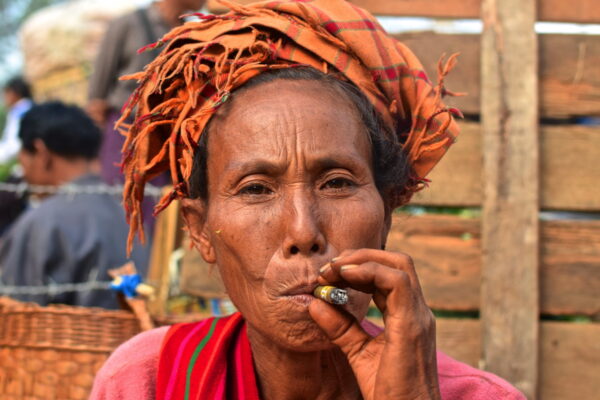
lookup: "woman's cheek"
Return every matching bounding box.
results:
[209,202,282,304]
[325,192,385,249]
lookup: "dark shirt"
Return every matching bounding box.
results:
[0,174,150,308]
[87,5,171,111]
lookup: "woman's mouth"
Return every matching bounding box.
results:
[281,283,319,307]
[284,293,314,307]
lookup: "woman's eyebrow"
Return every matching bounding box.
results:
[310,156,364,174]
[225,159,285,176]
[224,155,366,177]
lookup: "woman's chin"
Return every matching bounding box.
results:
[249,303,335,352]
[279,325,334,352]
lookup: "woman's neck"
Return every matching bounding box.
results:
[247,325,362,400]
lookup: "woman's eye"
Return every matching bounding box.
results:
[238,183,273,196]
[322,178,355,190]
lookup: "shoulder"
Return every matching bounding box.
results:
[3,204,55,240]
[437,352,526,400]
[15,196,80,233]
[89,325,169,400]
[41,190,122,222]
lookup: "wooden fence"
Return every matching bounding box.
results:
[206,1,600,399]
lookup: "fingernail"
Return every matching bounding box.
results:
[331,256,340,262]
[340,264,359,271]
[319,263,331,274]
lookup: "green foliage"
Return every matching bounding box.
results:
[396,205,481,218]
[541,314,592,323]
[432,309,479,319]
[0,159,17,182]
[0,104,6,134]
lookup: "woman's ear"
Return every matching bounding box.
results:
[181,198,216,264]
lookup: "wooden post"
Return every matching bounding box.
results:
[480,0,539,398]
[146,189,183,317]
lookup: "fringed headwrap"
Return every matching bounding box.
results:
[119,0,462,251]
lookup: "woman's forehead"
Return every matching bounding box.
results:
[207,80,372,172]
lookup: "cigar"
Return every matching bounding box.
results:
[313,285,348,305]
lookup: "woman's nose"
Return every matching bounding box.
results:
[282,190,326,257]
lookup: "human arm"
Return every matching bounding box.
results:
[0,121,21,163]
[0,103,29,163]
[87,16,130,125]
[309,248,440,400]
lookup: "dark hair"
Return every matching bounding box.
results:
[188,67,413,208]
[4,76,32,99]
[19,101,102,160]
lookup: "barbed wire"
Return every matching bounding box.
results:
[0,281,112,296]
[0,182,164,198]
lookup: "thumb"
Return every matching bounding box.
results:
[309,299,371,363]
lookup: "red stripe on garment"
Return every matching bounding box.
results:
[194,314,241,399]
[157,319,214,400]
[239,325,260,399]
[157,313,260,400]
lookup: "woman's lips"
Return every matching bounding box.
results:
[280,280,321,307]
[284,293,314,307]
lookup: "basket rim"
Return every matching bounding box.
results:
[0,341,116,353]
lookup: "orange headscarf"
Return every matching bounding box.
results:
[119,0,462,250]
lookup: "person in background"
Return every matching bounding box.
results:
[87,0,206,185]
[0,76,33,237]
[0,102,149,309]
[0,76,33,164]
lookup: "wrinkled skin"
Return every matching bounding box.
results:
[183,80,440,400]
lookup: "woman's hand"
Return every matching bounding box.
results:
[308,249,440,400]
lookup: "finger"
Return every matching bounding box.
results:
[321,262,414,316]
[331,248,421,290]
[324,262,412,295]
[308,298,372,363]
[317,249,360,284]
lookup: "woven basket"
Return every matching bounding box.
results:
[0,297,142,400]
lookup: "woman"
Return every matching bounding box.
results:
[91,1,524,399]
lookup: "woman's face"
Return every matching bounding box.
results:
[185,79,388,351]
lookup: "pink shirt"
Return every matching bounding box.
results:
[90,322,525,399]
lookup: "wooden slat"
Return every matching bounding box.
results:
[435,318,481,368]
[389,214,600,316]
[396,32,600,118]
[147,196,183,317]
[541,124,600,210]
[412,122,600,211]
[411,122,482,207]
[207,0,600,23]
[539,322,600,400]
[540,220,600,316]
[387,214,481,311]
[350,0,481,19]
[354,0,600,23]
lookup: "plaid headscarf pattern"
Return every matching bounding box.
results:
[119,0,462,250]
